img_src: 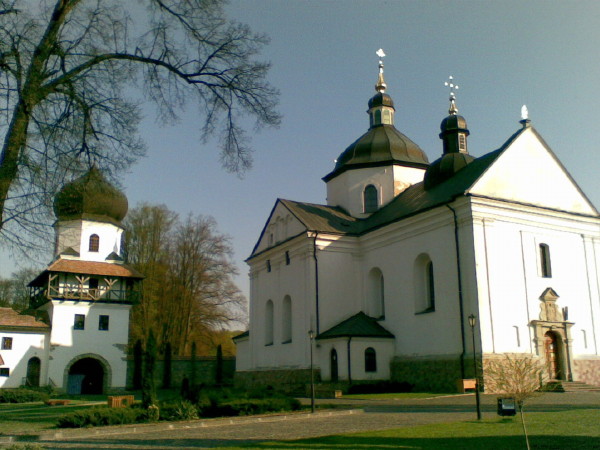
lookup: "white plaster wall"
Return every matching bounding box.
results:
[326,166,425,218]
[55,220,123,261]
[348,338,395,380]
[471,199,600,358]
[253,203,307,254]
[0,330,48,388]
[247,238,314,370]
[234,337,250,371]
[45,301,131,388]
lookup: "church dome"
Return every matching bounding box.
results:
[423,152,475,189]
[368,92,394,109]
[54,167,128,223]
[440,114,468,135]
[329,125,429,178]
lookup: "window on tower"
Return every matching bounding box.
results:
[364,185,378,213]
[539,243,552,278]
[99,315,109,331]
[74,314,85,330]
[89,234,100,252]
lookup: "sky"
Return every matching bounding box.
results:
[2,0,600,305]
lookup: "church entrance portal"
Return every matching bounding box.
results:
[26,357,41,387]
[330,349,339,382]
[67,358,105,394]
[544,331,563,380]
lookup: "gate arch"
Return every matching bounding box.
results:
[63,353,112,394]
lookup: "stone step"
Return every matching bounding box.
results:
[560,381,600,392]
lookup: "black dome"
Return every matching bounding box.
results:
[440,114,468,134]
[54,167,128,223]
[368,92,394,109]
[424,152,475,189]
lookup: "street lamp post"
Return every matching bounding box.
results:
[468,314,482,420]
[308,329,315,413]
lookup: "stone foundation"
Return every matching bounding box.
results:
[234,368,321,396]
[390,355,464,392]
[572,358,600,386]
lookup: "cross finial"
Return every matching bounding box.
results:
[375,48,387,93]
[520,104,531,128]
[444,75,459,114]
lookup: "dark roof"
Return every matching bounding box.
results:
[0,308,50,330]
[29,259,144,286]
[232,330,249,341]
[323,124,429,181]
[318,312,394,340]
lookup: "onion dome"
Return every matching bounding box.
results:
[323,50,429,182]
[54,167,128,224]
[424,76,473,190]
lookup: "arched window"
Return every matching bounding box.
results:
[374,110,382,125]
[364,185,378,213]
[414,254,435,313]
[265,300,274,345]
[365,347,377,372]
[539,243,552,278]
[367,268,385,319]
[383,109,392,124]
[89,234,100,252]
[330,349,339,382]
[282,295,292,343]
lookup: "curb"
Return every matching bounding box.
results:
[32,408,363,442]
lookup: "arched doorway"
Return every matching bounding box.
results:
[330,349,339,382]
[26,357,41,387]
[67,358,105,394]
[544,331,563,380]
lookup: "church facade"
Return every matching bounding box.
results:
[235,58,600,392]
[0,168,141,393]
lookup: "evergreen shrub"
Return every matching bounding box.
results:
[56,407,147,428]
[0,388,49,403]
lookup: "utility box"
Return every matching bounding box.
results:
[497,397,517,416]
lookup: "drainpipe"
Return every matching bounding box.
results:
[312,232,320,335]
[347,337,352,385]
[447,205,467,379]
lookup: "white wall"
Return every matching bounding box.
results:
[0,330,48,388]
[55,219,124,261]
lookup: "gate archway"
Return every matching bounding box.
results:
[64,354,111,394]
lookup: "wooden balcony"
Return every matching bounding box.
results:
[29,285,140,308]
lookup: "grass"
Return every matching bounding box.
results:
[342,392,456,400]
[225,409,600,449]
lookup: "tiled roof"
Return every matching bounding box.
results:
[280,200,361,234]
[317,312,394,340]
[0,308,50,329]
[29,258,144,286]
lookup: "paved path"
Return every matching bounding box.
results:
[11,391,600,449]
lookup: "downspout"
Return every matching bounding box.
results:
[312,232,320,335]
[347,337,352,384]
[446,205,467,379]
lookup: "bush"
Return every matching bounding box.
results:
[0,388,49,403]
[200,396,301,418]
[347,381,414,395]
[57,406,147,428]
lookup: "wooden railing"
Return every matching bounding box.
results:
[30,285,140,308]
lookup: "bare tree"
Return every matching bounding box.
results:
[125,203,245,355]
[485,353,547,450]
[0,0,280,247]
[0,267,39,310]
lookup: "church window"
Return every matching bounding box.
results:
[266,260,271,272]
[582,330,588,349]
[99,315,109,331]
[374,110,382,125]
[0,368,9,377]
[265,300,274,345]
[365,347,377,372]
[282,295,292,343]
[459,134,466,152]
[367,268,385,319]
[74,314,85,330]
[539,244,552,277]
[364,185,378,213]
[513,326,521,347]
[89,234,100,252]
[1,337,12,350]
[414,254,435,314]
[285,251,290,265]
[383,109,391,124]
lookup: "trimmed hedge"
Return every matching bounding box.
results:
[57,407,149,428]
[0,388,50,403]
[347,381,414,395]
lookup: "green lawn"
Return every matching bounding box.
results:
[342,392,456,400]
[225,409,600,449]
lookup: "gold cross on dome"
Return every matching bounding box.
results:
[444,75,459,100]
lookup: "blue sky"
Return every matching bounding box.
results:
[3,0,600,303]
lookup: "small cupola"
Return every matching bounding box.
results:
[424,77,475,190]
[368,49,395,127]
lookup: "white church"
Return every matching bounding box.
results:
[235,54,600,392]
[0,168,141,393]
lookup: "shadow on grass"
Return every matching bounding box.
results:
[254,435,600,449]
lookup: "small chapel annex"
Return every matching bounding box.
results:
[0,168,142,393]
[234,54,600,392]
